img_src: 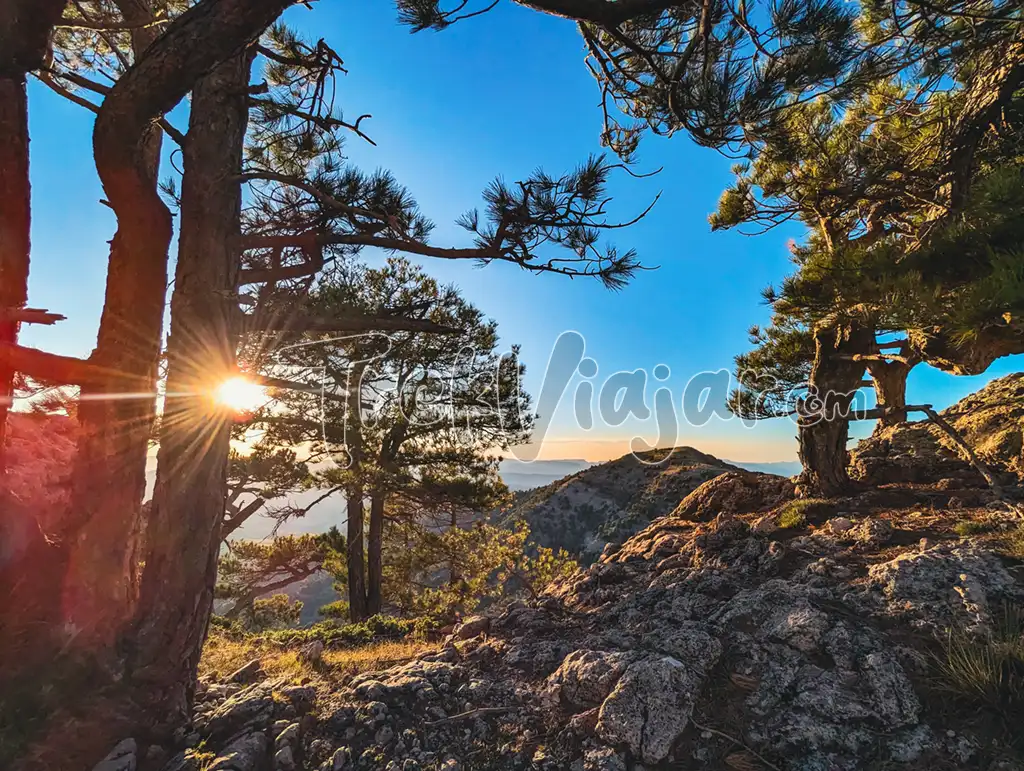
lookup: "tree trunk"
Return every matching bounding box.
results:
[448,505,462,588]
[367,493,385,615]
[347,490,368,621]
[62,0,297,650]
[0,0,68,530]
[797,320,873,497]
[113,0,164,181]
[0,73,30,501]
[867,358,912,429]
[127,50,254,732]
[0,0,70,677]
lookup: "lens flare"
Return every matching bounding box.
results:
[214,377,266,414]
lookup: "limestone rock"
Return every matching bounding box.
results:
[299,640,325,666]
[91,739,136,771]
[208,732,268,771]
[596,653,714,763]
[545,649,632,707]
[227,659,263,684]
[274,745,295,771]
[672,471,795,521]
[867,542,1018,630]
[454,615,490,640]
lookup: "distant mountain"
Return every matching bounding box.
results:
[493,446,744,562]
[225,458,596,540]
[498,458,594,491]
[725,459,802,477]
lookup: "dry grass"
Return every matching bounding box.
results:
[935,604,1024,715]
[199,631,434,687]
[1001,526,1024,559]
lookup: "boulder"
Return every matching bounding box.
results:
[227,659,263,684]
[91,739,136,771]
[208,732,268,771]
[671,471,795,521]
[454,615,490,640]
[596,654,712,763]
[545,649,632,707]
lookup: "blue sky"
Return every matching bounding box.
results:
[21,1,1021,463]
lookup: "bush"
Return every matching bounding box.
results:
[259,614,424,648]
[251,594,303,631]
[318,600,349,620]
[937,604,1024,713]
[954,520,992,537]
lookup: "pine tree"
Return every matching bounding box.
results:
[245,257,534,621]
[216,528,345,623]
[720,63,1024,493]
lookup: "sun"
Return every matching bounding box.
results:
[214,376,267,414]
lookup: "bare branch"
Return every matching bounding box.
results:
[0,308,67,325]
[243,310,458,335]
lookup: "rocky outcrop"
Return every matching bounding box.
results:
[850,372,1024,486]
[670,471,795,521]
[106,492,1024,771]
[497,447,745,560]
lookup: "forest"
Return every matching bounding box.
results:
[0,0,1022,770]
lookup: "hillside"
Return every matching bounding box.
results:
[851,372,1024,487]
[108,460,1024,771]
[495,447,749,560]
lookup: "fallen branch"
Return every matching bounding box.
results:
[856,402,1022,517]
[916,404,1022,517]
[690,718,780,771]
[423,706,513,728]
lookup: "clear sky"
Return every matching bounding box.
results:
[20,1,1021,464]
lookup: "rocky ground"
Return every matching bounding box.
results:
[96,473,1024,771]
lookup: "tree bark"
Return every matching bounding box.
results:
[127,50,254,731]
[0,0,69,678]
[0,74,30,503]
[347,489,368,621]
[344,361,369,622]
[0,0,68,508]
[796,320,873,497]
[112,0,164,181]
[866,358,913,429]
[367,493,385,616]
[62,0,296,649]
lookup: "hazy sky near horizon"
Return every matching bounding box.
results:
[20,1,1021,463]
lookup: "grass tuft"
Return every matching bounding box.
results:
[1001,526,1024,559]
[777,498,828,529]
[935,603,1024,715]
[954,520,991,537]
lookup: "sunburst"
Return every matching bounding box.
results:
[213,376,267,414]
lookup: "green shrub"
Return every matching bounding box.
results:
[954,520,991,537]
[776,500,811,528]
[259,614,421,648]
[318,600,349,620]
[251,594,303,631]
[936,603,1024,713]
